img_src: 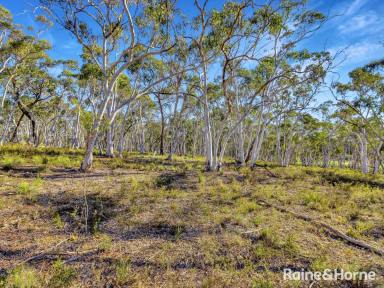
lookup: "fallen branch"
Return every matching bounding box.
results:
[62,248,99,264]
[251,163,278,178]
[11,245,99,269]
[256,198,384,257]
[15,238,69,267]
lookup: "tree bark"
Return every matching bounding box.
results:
[80,131,97,171]
[105,123,115,157]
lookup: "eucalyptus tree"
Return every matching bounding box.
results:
[296,114,327,167]
[334,65,384,173]
[188,0,331,170]
[163,57,189,160]
[40,0,181,170]
[9,61,59,146]
[54,61,94,149]
[0,10,58,144]
[0,31,61,146]
[0,5,14,75]
[0,22,51,109]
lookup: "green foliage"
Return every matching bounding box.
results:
[49,155,77,168]
[298,190,329,211]
[259,227,280,248]
[1,155,25,170]
[5,265,41,288]
[115,258,132,286]
[53,212,64,229]
[47,260,76,288]
[97,234,113,251]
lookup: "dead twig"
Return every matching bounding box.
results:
[251,163,278,178]
[15,238,69,267]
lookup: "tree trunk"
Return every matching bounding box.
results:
[105,123,115,157]
[322,146,330,168]
[158,98,165,155]
[80,132,97,171]
[236,122,245,165]
[0,110,13,145]
[359,129,368,174]
[373,142,383,174]
[80,92,110,170]
[248,124,266,167]
[72,106,81,148]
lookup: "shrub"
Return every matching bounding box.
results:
[17,182,32,195]
[1,155,25,170]
[17,178,43,200]
[6,265,41,288]
[47,260,76,288]
[49,156,79,168]
[236,198,259,215]
[53,212,64,229]
[130,178,139,192]
[115,258,132,285]
[260,227,280,248]
[97,234,113,251]
[298,190,329,211]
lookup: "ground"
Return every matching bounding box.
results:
[0,145,383,287]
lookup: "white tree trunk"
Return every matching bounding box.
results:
[359,129,369,174]
[373,142,383,174]
[80,131,98,171]
[249,125,266,167]
[106,123,114,157]
[72,106,81,148]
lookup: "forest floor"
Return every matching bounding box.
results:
[0,145,384,287]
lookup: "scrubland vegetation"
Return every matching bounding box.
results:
[0,145,383,287]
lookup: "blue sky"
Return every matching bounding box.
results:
[2,0,384,90]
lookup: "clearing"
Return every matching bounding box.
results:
[0,146,383,287]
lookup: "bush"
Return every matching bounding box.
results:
[115,258,132,285]
[6,265,41,288]
[47,260,76,288]
[17,178,43,200]
[49,156,79,168]
[298,190,329,211]
[1,155,25,170]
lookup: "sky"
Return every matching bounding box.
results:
[2,0,384,99]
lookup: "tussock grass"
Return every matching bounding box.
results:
[4,265,41,288]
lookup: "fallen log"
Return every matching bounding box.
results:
[256,198,384,257]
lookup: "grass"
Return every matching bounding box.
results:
[47,260,76,288]
[0,145,383,287]
[16,178,43,201]
[4,265,41,288]
[298,190,330,211]
[115,258,132,285]
[0,155,25,170]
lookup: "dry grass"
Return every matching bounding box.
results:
[0,146,383,287]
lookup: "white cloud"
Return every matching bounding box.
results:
[329,41,383,66]
[338,11,383,34]
[345,0,368,15]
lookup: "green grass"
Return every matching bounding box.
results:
[47,260,76,288]
[5,265,41,288]
[0,145,383,287]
